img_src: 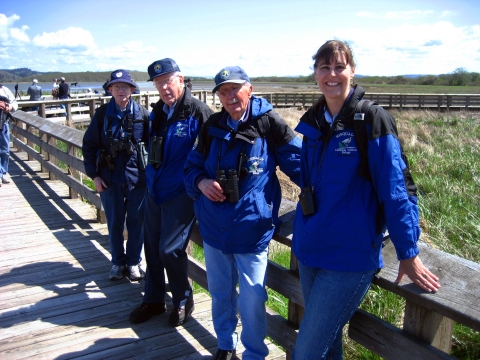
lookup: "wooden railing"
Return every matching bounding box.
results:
[9,111,480,360]
[254,92,480,110]
[15,91,480,125]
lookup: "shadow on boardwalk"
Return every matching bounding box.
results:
[0,150,222,359]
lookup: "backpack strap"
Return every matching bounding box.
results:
[353,99,376,181]
[352,99,386,234]
[256,113,277,162]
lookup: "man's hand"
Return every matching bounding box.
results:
[395,255,441,293]
[93,176,107,193]
[198,178,226,202]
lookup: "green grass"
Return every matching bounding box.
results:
[190,109,480,359]
[358,83,480,94]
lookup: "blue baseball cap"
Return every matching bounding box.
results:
[212,66,250,93]
[147,58,180,81]
[105,69,137,88]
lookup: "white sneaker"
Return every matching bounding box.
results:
[109,265,125,280]
[128,264,145,281]
[2,173,11,184]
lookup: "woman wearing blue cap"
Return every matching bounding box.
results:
[82,69,150,282]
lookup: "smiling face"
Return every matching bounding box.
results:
[216,82,253,120]
[109,82,134,108]
[314,51,355,110]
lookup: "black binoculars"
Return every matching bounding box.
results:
[216,169,240,203]
[299,186,316,215]
[149,136,164,167]
[109,138,133,158]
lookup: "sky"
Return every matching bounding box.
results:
[1,0,479,78]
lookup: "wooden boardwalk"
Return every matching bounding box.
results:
[0,149,285,360]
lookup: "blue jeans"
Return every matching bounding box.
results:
[143,191,195,308]
[292,264,376,360]
[0,122,10,177]
[100,182,146,266]
[204,242,269,360]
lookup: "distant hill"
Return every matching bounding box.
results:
[0,68,213,83]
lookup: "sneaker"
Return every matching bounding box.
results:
[109,265,125,280]
[129,302,166,324]
[2,173,11,184]
[211,349,236,360]
[127,264,145,281]
[168,300,194,327]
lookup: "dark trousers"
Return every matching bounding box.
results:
[143,191,195,308]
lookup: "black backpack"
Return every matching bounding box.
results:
[350,100,417,235]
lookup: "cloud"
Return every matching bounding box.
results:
[357,11,377,18]
[385,10,434,20]
[33,27,96,51]
[0,14,29,44]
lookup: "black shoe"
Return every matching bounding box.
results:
[129,302,166,324]
[168,300,194,327]
[211,348,236,360]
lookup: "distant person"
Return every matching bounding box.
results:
[58,77,70,116]
[184,66,302,359]
[128,58,213,328]
[103,79,112,96]
[185,78,192,90]
[82,69,150,281]
[291,40,440,359]
[0,84,18,186]
[52,79,59,99]
[14,84,20,99]
[27,79,43,112]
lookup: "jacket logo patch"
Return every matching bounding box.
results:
[335,132,357,156]
[247,157,264,175]
[174,123,188,137]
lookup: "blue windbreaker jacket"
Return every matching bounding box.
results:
[184,96,302,254]
[146,88,213,204]
[82,98,149,191]
[292,85,421,272]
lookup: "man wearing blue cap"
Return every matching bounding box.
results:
[82,69,150,282]
[184,66,302,360]
[129,58,213,327]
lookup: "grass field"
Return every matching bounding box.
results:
[272,107,480,359]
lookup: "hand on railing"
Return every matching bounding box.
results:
[395,255,441,293]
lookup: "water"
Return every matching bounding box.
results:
[1,80,217,95]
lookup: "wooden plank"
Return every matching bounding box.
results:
[349,309,454,360]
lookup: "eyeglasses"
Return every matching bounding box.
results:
[111,84,131,91]
[154,75,179,88]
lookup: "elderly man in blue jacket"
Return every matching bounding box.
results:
[82,70,149,282]
[184,66,302,360]
[129,58,214,328]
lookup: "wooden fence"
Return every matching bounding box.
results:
[14,92,480,124]
[9,111,480,360]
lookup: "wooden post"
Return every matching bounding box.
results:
[40,131,48,173]
[39,103,46,118]
[286,252,303,359]
[67,143,79,199]
[213,92,217,108]
[47,134,58,180]
[403,301,454,353]
[66,102,73,127]
[88,99,95,119]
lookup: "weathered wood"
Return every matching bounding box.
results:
[349,310,454,360]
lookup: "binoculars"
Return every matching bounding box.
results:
[149,136,164,167]
[109,138,133,158]
[216,169,240,203]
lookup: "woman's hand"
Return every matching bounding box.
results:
[198,178,226,202]
[93,176,107,193]
[395,255,440,293]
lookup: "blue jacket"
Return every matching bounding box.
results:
[82,98,149,190]
[184,96,302,254]
[146,88,213,204]
[292,85,421,272]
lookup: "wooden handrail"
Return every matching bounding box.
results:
[9,111,480,359]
